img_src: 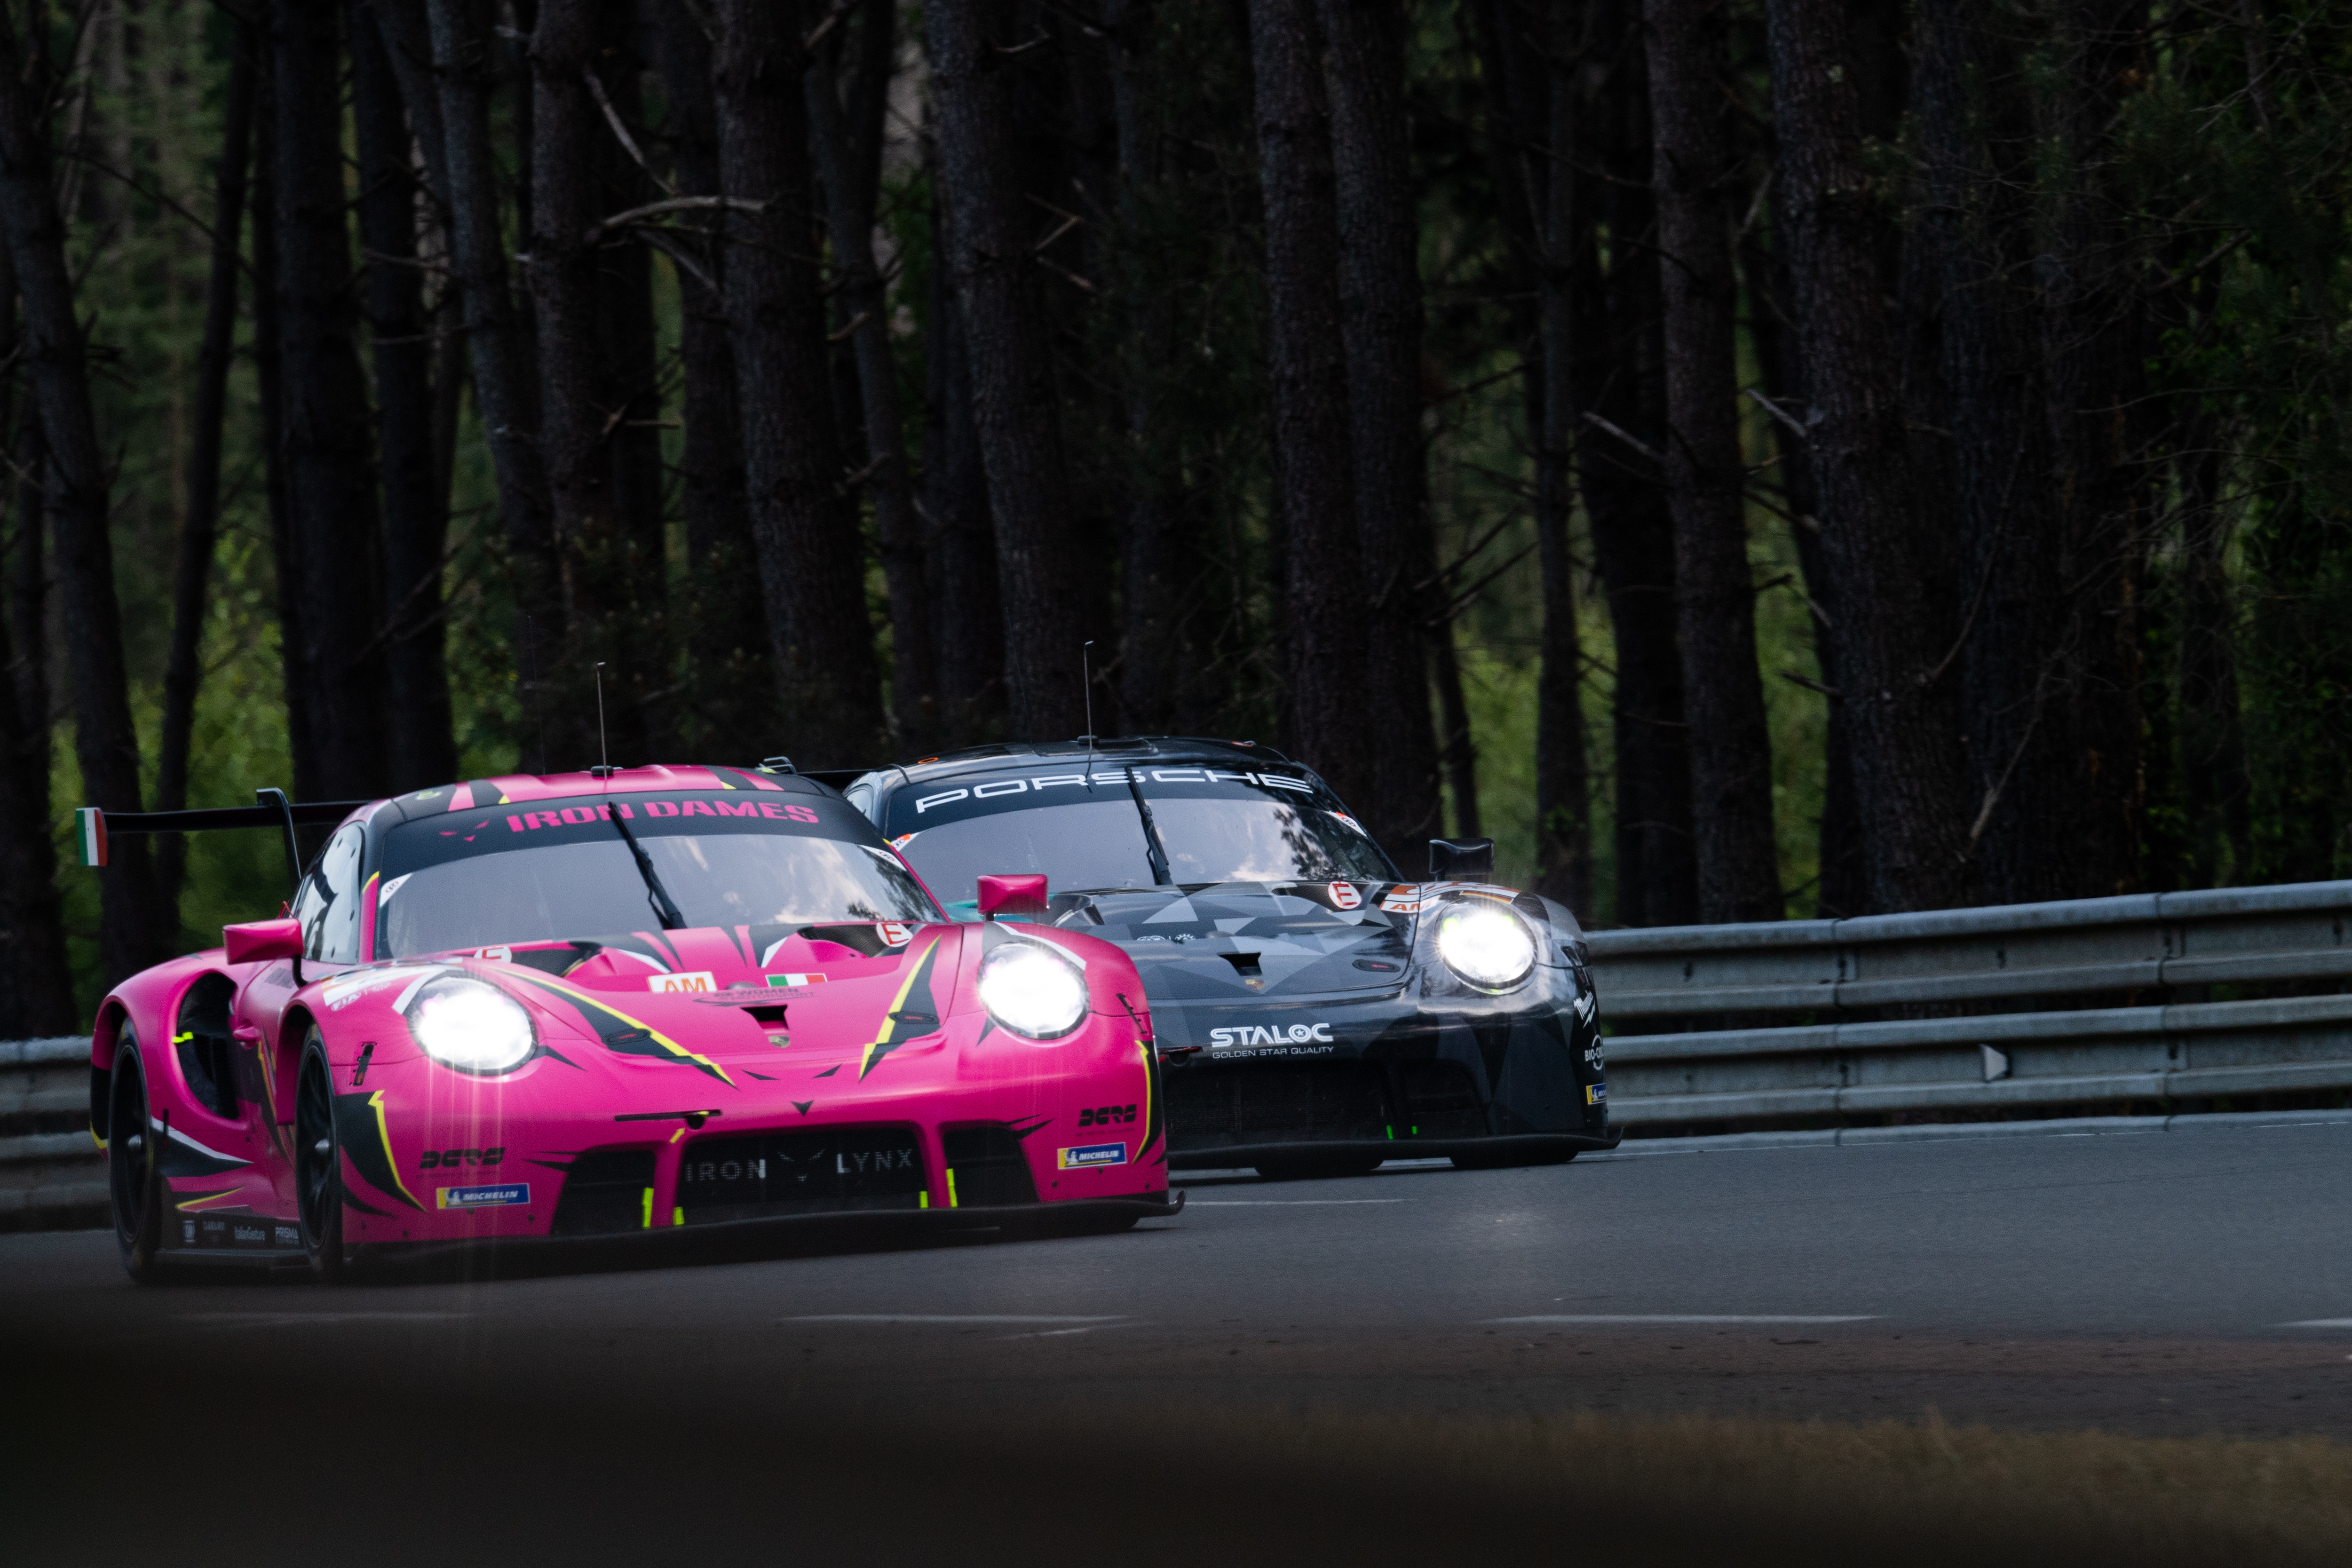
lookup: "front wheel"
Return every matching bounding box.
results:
[295,1037,349,1282]
[108,1033,166,1283]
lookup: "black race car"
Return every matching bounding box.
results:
[841,738,1615,1177]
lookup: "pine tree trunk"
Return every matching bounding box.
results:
[1766,0,1973,912]
[251,48,313,801]
[712,0,884,767]
[655,0,769,759]
[530,0,646,769]
[1557,0,1696,927]
[352,4,455,793]
[1645,0,1781,923]
[0,7,167,980]
[1316,0,1441,854]
[808,0,933,752]
[1246,0,1371,809]
[596,31,670,760]
[427,0,559,754]
[157,24,254,911]
[0,251,72,1031]
[273,0,390,800]
[927,0,1087,743]
[921,187,1006,749]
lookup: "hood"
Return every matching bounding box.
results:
[1050,881,1410,1004]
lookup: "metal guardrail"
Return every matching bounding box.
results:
[1586,881,2352,1130]
[1,1036,102,1232]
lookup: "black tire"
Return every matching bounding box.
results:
[1254,1152,1383,1181]
[108,1033,166,1283]
[295,1037,349,1282]
[1450,1145,1577,1172]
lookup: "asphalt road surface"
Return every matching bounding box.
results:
[8,1115,2352,1441]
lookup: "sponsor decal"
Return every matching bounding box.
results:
[875,921,912,947]
[1328,881,1362,911]
[1077,1103,1137,1128]
[1209,1022,1335,1048]
[1585,1083,1607,1105]
[649,971,717,994]
[1057,1142,1129,1171]
[1582,1041,1605,1070]
[913,768,1319,815]
[1329,812,1368,837]
[838,1148,918,1175]
[437,1183,531,1210]
[275,1224,300,1246]
[1379,885,1424,914]
[182,1220,195,1243]
[768,972,829,989]
[476,945,513,961]
[501,800,820,832]
[418,1146,506,1170]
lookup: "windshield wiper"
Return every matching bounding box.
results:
[606,803,687,930]
[1120,768,1177,886]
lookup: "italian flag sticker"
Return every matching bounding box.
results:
[76,808,106,867]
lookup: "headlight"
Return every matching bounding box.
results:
[976,942,1089,1040]
[1435,905,1537,991]
[404,975,537,1074]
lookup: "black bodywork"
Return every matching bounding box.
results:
[844,738,1615,1172]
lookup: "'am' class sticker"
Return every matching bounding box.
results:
[436,1183,530,1210]
[1057,1142,1128,1171]
[648,971,717,993]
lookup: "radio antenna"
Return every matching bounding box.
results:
[594,662,610,775]
[1082,641,1097,788]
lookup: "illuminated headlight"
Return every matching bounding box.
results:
[976,942,1089,1040]
[1435,905,1537,991]
[404,975,537,1074]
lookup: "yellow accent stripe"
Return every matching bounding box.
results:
[1138,1038,1156,1152]
[672,1206,683,1226]
[670,1127,687,1143]
[857,939,938,1080]
[365,1091,424,1209]
[641,1188,652,1228]
[508,972,736,1086]
[919,1191,930,1209]
[173,1188,248,1212]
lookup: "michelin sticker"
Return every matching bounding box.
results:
[437,1183,530,1210]
[1057,1142,1128,1171]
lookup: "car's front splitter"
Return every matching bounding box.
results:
[1166,1131,1619,1170]
[352,1188,1188,1271]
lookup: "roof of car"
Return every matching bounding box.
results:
[857,737,1311,791]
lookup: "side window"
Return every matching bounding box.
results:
[844,783,879,824]
[294,824,368,964]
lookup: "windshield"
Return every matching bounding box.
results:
[885,764,1396,904]
[376,792,938,957]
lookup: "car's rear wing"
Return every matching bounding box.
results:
[77,789,370,894]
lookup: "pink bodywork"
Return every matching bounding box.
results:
[92,766,1166,1253]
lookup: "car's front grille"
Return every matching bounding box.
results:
[1165,1061,1392,1147]
[675,1125,926,1223]
[1399,1061,1486,1138]
[550,1148,658,1235]
[942,1125,1039,1207]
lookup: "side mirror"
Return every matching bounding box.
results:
[976,873,1049,920]
[1428,838,1495,881]
[224,918,304,965]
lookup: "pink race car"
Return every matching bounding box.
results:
[81,764,1177,1282]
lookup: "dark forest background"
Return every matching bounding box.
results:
[0,0,2343,1027]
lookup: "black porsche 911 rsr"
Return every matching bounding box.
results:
[839,738,1614,1178]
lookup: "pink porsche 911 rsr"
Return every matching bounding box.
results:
[79,763,1177,1281]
